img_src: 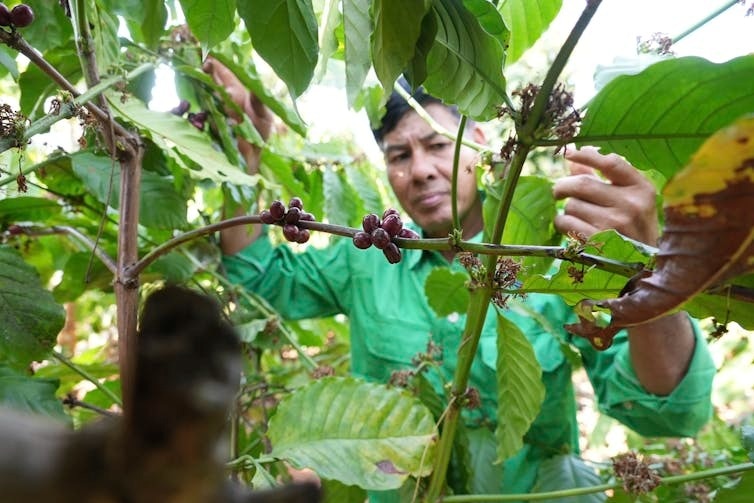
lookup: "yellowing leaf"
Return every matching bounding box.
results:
[568,116,754,349]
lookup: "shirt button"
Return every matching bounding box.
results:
[446,312,460,323]
[623,401,634,410]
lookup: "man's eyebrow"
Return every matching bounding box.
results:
[383,132,441,154]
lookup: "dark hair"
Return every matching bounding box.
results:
[372,77,458,146]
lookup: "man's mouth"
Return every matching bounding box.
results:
[412,191,447,209]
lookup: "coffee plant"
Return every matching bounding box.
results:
[0,0,753,501]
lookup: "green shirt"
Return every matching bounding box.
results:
[223,230,715,497]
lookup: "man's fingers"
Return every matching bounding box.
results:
[552,174,617,207]
[554,213,599,238]
[565,148,643,187]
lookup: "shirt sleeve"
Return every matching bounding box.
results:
[571,316,715,437]
[221,231,352,320]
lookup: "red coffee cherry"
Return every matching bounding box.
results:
[10,4,34,28]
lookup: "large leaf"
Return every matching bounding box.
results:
[421,0,507,121]
[0,365,68,422]
[521,230,652,305]
[495,313,545,462]
[425,267,470,317]
[19,47,82,119]
[238,0,319,98]
[343,0,372,107]
[268,376,437,490]
[0,197,61,223]
[578,55,754,178]
[0,246,65,370]
[371,0,433,93]
[179,0,235,52]
[320,479,367,503]
[710,471,754,503]
[531,454,606,502]
[484,175,558,275]
[313,0,341,81]
[22,0,74,53]
[499,0,562,64]
[108,98,262,187]
[568,116,754,349]
[323,166,361,227]
[71,151,188,229]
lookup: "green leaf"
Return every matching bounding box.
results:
[314,0,342,81]
[0,246,65,370]
[19,47,82,119]
[483,176,558,275]
[521,230,651,305]
[345,159,384,214]
[144,252,197,283]
[495,313,545,462]
[180,0,235,51]
[268,376,437,490]
[321,479,367,503]
[712,471,754,503]
[52,252,113,303]
[531,454,605,502]
[71,151,188,229]
[741,425,754,462]
[371,0,433,93]
[108,97,262,187]
[499,0,562,64]
[404,9,437,87]
[466,426,504,494]
[343,0,372,107]
[422,0,507,121]
[463,0,509,48]
[238,0,319,98]
[22,0,75,53]
[425,267,470,317]
[323,166,361,227]
[0,365,68,422]
[141,0,169,48]
[90,3,121,74]
[0,197,61,223]
[578,55,754,178]
[0,45,19,80]
[683,293,754,331]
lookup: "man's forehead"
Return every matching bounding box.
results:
[383,131,440,151]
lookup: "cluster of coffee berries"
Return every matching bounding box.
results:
[260,197,315,244]
[0,3,34,28]
[170,99,208,131]
[352,208,419,264]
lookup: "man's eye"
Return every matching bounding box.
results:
[430,142,450,151]
[389,152,410,164]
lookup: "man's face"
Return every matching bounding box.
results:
[382,103,484,238]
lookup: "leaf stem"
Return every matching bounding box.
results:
[52,350,122,407]
[672,0,742,45]
[393,84,488,152]
[451,116,468,231]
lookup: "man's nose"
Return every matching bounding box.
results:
[408,148,437,180]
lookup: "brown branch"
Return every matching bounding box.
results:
[0,30,132,141]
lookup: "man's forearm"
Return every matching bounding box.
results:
[220,144,263,256]
[627,311,697,396]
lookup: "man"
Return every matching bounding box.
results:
[207,61,715,498]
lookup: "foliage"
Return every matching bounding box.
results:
[0,0,752,501]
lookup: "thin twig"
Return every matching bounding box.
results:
[10,225,117,274]
[52,350,122,407]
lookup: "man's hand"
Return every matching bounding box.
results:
[555,148,695,395]
[202,57,274,169]
[553,148,659,246]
